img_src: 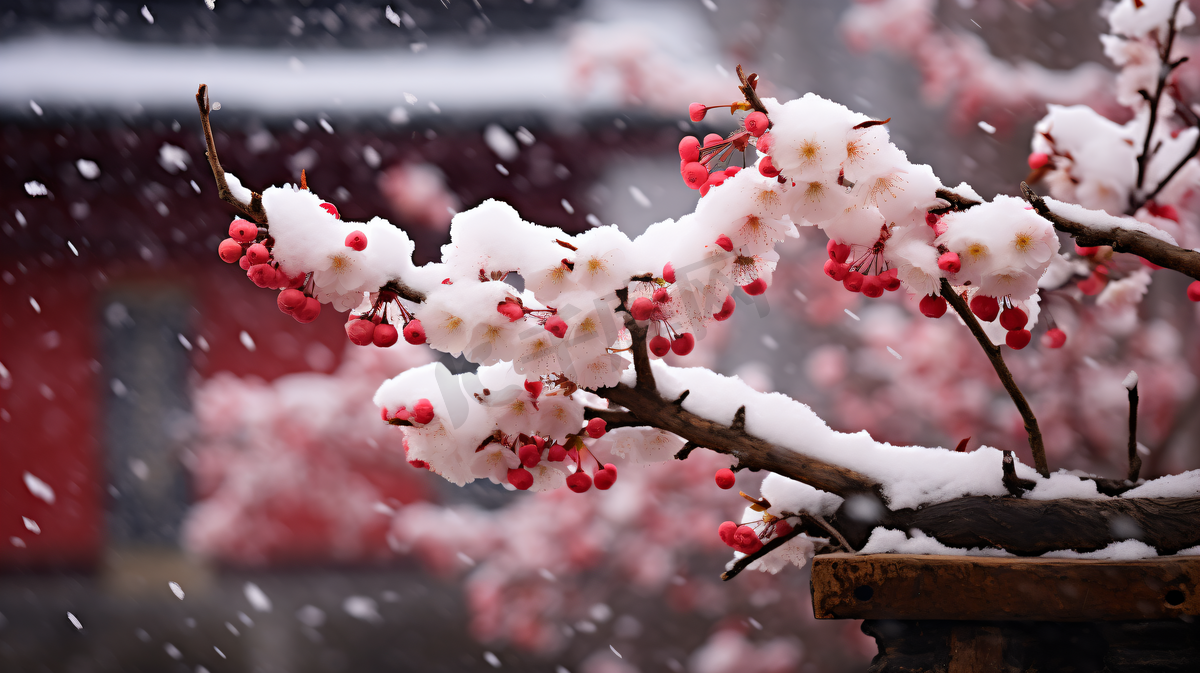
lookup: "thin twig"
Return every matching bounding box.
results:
[1002,450,1036,497]
[1134,0,1186,193]
[1022,182,1200,281]
[801,512,853,553]
[195,84,268,225]
[1135,93,1200,211]
[1128,382,1142,482]
[939,278,1049,477]
[735,65,769,116]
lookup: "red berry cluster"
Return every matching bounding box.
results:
[500,411,617,493]
[345,289,425,349]
[821,232,902,299]
[218,217,324,323]
[630,269,698,357]
[717,515,792,555]
[679,97,772,196]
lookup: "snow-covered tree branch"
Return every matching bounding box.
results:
[195,0,1200,576]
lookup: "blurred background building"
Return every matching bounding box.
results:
[3,0,1197,672]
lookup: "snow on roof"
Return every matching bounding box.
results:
[0,3,729,118]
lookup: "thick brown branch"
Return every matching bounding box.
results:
[932,187,982,214]
[195,84,269,225]
[1022,182,1200,281]
[582,407,645,430]
[381,280,427,308]
[614,289,655,393]
[595,382,879,498]
[1128,382,1142,483]
[940,278,1049,477]
[873,496,1200,557]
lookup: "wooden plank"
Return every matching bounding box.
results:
[811,553,1200,621]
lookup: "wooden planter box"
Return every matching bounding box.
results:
[810,553,1200,672]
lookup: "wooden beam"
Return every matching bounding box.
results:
[811,553,1200,621]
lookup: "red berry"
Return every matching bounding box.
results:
[518,443,541,468]
[843,271,864,293]
[938,251,961,274]
[713,295,735,321]
[566,471,592,493]
[679,136,701,163]
[758,156,780,178]
[1006,329,1032,350]
[1188,281,1200,302]
[861,275,884,298]
[706,172,727,190]
[824,260,850,281]
[345,230,368,251]
[497,300,525,322]
[663,262,676,284]
[294,297,321,323]
[925,212,939,227]
[699,183,711,197]
[652,287,671,303]
[403,319,426,345]
[1075,243,1099,256]
[756,132,773,155]
[732,525,763,554]
[671,333,695,356]
[412,399,435,424]
[714,468,735,489]
[586,418,607,438]
[718,521,739,546]
[1042,327,1067,349]
[649,335,671,357]
[724,166,741,177]
[681,162,708,190]
[827,240,851,263]
[508,467,533,490]
[246,243,270,265]
[1078,272,1106,296]
[218,238,243,263]
[703,133,723,147]
[715,234,733,252]
[630,297,654,321]
[919,294,947,318]
[548,444,567,462]
[970,295,999,322]
[346,318,376,346]
[247,264,275,288]
[373,323,399,348]
[744,111,769,137]
[593,464,617,490]
[276,292,295,315]
[688,102,707,122]
[999,307,1028,331]
[880,268,901,292]
[544,316,568,338]
[524,379,544,398]
[320,202,340,219]
[1028,152,1050,170]
[238,255,251,270]
[229,218,258,243]
[742,278,767,296]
